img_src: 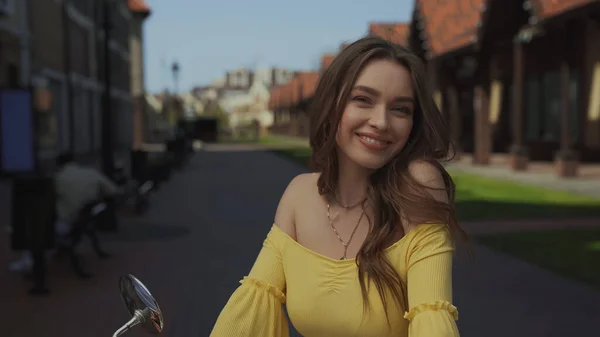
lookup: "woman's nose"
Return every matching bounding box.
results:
[367,104,389,130]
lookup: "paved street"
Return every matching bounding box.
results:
[1,150,599,337]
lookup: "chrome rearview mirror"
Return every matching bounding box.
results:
[112,274,164,337]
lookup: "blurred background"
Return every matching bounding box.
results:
[1,0,599,336]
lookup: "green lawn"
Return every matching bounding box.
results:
[258,135,310,148]
[268,146,600,221]
[478,229,600,290]
[217,135,259,144]
[219,134,310,148]
[268,145,600,289]
[452,173,600,221]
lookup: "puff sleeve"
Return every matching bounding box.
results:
[210,228,289,337]
[404,224,460,337]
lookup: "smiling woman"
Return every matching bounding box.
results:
[211,36,465,337]
[336,62,415,169]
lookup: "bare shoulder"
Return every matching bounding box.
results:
[399,160,450,232]
[289,172,318,189]
[274,173,318,239]
[407,159,446,190]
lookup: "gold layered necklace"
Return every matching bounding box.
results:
[326,202,365,260]
[334,195,365,210]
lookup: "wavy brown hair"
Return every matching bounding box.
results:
[308,36,467,319]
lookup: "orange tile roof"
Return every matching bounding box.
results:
[321,54,336,72]
[412,0,595,58]
[416,0,485,57]
[268,86,279,110]
[270,72,321,109]
[368,22,410,45]
[274,85,285,109]
[297,72,320,101]
[531,0,596,20]
[279,82,292,108]
[290,77,301,104]
[129,0,151,14]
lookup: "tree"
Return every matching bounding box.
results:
[204,101,229,127]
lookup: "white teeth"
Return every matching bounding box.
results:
[359,136,384,145]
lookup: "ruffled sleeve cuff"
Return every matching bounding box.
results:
[210,277,289,337]
[404,301,460,337]
[240,276,286,302]
[404,300,458,321]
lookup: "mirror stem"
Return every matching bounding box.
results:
[112,309,145,337]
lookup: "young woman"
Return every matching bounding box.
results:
[211,36,466,337]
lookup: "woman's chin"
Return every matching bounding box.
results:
[349,152,390,171]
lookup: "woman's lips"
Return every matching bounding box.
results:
[356,133,391,151]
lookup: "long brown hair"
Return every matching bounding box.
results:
[308,36,467,318]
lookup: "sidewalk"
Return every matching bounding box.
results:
[462,217,600,235]
[0,176,198,337]
[0,151,307,337]
[447,154,600,198]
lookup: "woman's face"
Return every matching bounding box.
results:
[336,58,415,170]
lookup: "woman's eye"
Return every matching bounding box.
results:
[392,106,411,114]
[352,96,371,104]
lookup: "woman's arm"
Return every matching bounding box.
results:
[211,174,309,337]
[403,160,460,336]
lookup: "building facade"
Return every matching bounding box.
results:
[225,67,254,89]
[269,0,600,178]
[29,0,133,169]
[129,0,151,149]
[0,0,29,88]
[222,67,295,90]
[411,0,600,176]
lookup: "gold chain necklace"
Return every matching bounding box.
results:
[334,195,366,209]
[326,203,365,260]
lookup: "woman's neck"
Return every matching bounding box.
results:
[336,154,372,206]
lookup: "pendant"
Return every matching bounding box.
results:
[340,256,346,260]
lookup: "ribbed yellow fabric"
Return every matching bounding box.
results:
[210,223,460,337]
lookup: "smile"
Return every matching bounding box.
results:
[356,133,391,150]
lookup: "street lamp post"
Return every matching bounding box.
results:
[171,61,180,94]
[101,0,114,175]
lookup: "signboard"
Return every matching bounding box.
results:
[0,89,36,173]
[0,0,15,16]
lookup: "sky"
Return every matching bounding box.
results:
[143,0,414,94]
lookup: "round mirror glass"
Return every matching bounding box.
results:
[119,274,164,334]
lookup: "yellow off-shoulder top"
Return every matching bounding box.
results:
[211,223,459,337]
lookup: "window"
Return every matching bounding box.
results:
[504,82,514,140]
[73,88,92,154]
[89,91,99,152]
[524,68,579,143]
[35,79,63,153]
[525,75,541,141]
[569,70,580,143]
[109,98,119,148]
[541,70,560,141]
[8,63,19,88]
[110,99,133,151]
[73,0,93,18]
[94,93,105,152]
